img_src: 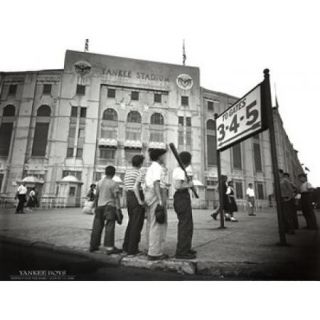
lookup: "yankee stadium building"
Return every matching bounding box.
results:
[0,50,303,209]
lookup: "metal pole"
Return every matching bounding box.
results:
[215,113,225,229]
[263,69,287,245]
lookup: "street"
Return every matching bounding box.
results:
[0,207,320,280]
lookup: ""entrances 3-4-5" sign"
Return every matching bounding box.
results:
[216,84,266,151]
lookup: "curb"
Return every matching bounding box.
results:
[0,235,278,278]
[0,235,121,267]
[0,235,196,274]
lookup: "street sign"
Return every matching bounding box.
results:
[216,84,266,151]
[214,69,287,245]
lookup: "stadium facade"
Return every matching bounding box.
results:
[0,50,303,208]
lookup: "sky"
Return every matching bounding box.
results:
[1,0,319,185]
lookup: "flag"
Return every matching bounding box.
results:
[182,39,186,65]
[275,94,279,109]
[274,83,279,108]
[85,39,89,52]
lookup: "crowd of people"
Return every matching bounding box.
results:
[209,170,318,235]
[279,170,318,234]
[15,149,318,259]
[210,176,257,222]
[88,149,197,260]
[86,149,318,260]
[15,183,38,214]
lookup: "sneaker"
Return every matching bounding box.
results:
[230,217,238,222]
[189,249,197,254]
[106,247,123,255]
[127,250,144,257]
[89,247,99,252]
[175,253,197,260]
[148,254,168,261]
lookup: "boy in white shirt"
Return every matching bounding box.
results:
[144,149,168,260]
[16,182,27,214]
[246,183,256,216]
[172,151,196,260]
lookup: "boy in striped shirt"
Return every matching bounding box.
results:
[123,154,146,255]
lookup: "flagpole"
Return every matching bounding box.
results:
[84,39,89,52]
[182,39,186,66]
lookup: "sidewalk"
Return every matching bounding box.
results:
[0,207,319,279]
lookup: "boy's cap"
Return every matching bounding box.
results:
[149,148,167,161]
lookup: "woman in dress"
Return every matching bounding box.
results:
[26,187,37,212]
[225,181,238,222]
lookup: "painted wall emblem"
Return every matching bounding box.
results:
[176,74,193,90]
[74,60,92,76]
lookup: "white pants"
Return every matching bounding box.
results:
[146,201,167,257]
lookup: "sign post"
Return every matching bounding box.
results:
[214,69,287,245]
[214,113,225,229]
[261,69,287,245]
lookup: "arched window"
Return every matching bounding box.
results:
[32,105,51,157]
[126,111,142,141]
[207,119,216,131]
[37,105,51,117]
[151,113,164,125]
[100,108,118,140]
[207,119,217,166]
[0,105,16,156]
[150,113,164,142]
[253,134,262,172]
[127,111,141,123]
[232,144,242,170]
[3,105,15,117]
[103,108,118,121]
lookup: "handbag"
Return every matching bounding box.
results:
[155,204,166,224]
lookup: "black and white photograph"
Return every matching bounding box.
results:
[0,0,319,291]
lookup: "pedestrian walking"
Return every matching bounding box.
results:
[89,166,123,254]
[144,149,168,261]
[122,154,146,256]
[279,170,296,234]
[298,173,318,230]
[26,187,37,212]
[246,183,256,216]
[211,175,228,220]
[87,184,96,202]
[172,151,196,260]
[284,173,299,229]
[225,181,238,222]
[82,184,96,214]
[15,182,27,214]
